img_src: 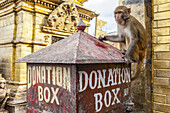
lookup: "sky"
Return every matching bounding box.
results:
[83,0,119,35]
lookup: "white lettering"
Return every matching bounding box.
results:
[94,93,103,112]
[113,68,119,85]
[38,86,43,101]
[97,69,107,88]
[89,71,97,89]
[36,66,41,83]
[27,66,31,89]
[112,88,120,105]
[104,90,111,107]
[63,67,71,92]
[121,68,125,83]
[41,66,46,83]
[94,88,121,112]
[29,66,71,91]
[51,87,59,104]
[79,71,88,92]
[38,86,59,105]
[107,69,114,86]
[56,67,62,87]
[52,67,55,85]
[118,68,121,84]
[46,66,51,84]
[32,66,36,86]
[28,65,131,110]
[125,68,131,83]
[44,87,50,103]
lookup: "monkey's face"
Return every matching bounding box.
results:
[114,11,125,25]
[114,6,131,26]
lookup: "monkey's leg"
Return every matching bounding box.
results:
[131,50,145,81]
[131,61,142,81]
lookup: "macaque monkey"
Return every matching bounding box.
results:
[99,6,147,80]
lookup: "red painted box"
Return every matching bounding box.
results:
[17,19,132,113]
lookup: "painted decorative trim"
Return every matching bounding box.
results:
[0,0,14,8]
[41,26,73,37]
[0,0,58,9]
[79,13,92,21]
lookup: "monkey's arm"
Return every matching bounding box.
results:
[99,34,125,42]
[125,24,139,57]
[126,36,138,57]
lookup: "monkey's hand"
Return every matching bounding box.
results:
[123,54,131,64]
[98,34,106,41]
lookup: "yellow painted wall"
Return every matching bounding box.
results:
[0,45,13,80]
[153,0,170,112]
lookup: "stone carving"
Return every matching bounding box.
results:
[44,35,50,43]
[46,1,79,32]
[52,36,63,44]
[0,74,9,111]
[0,74,6,103]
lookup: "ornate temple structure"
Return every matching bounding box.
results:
[0,0,98,112]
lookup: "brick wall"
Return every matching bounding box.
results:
[153,0,170,112]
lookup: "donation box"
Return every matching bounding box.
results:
[17,19,131,113]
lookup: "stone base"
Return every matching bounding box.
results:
[5,96,27,113]
[0,109,8,113]
[5,103,26,113]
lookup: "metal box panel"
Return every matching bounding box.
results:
[26,63,131,113]
[77,63,131,113]
[26,63,77,113]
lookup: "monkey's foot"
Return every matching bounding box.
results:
[124,58,131,64]
[98,34,105,41]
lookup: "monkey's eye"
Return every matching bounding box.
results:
[117,11,122,14]
[115,11,122,14]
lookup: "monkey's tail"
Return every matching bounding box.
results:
[131,61,143,81]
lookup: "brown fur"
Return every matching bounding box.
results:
[99,6,147,81]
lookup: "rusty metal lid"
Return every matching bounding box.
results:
[17,20,125,64]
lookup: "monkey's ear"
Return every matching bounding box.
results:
[128,8,131,14]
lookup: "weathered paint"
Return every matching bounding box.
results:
[26,63,77,113]
[17,31,125,64]
[26,63,131,113]
[77,64,131,113]
[18,19,133,113]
